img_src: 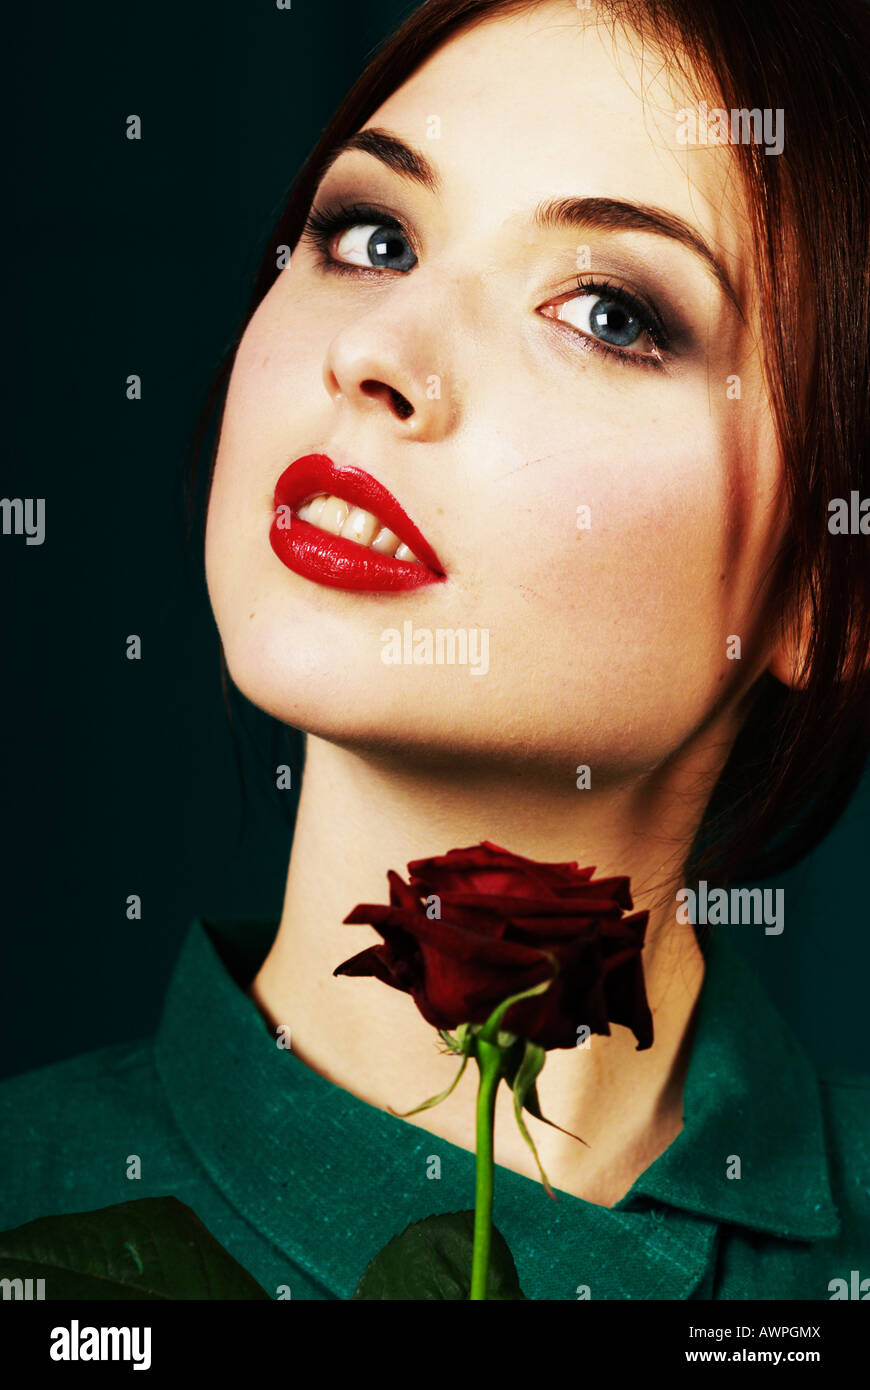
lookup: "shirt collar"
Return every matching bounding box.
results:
[619,925,839,1240]
[153,914,838,1300]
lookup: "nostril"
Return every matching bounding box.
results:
[360,380,415,420]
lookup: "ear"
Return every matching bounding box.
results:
[767,585,868,688]
[766,623,811,689]
[765,591,813,690]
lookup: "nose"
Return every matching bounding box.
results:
[356,379,415,421]
[322,290,455,440]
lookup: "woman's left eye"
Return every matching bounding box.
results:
[549,290,657,354]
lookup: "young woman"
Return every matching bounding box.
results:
[1,0,868,1301]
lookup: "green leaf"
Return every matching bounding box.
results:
[508,1040,590,1200]
[438,1023,474,1056]
[0,1197,271,1300]
[353,1211,527,1300]
[521,1073,590,1147]
[498,1036,529,1091]
[386,1053,470,1118]
[510,1040,557,1198]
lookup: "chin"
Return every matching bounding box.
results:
[215,606,412,746]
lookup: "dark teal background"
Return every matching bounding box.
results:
[1,0,867,1082]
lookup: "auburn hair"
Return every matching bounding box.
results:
[186,0,870,888]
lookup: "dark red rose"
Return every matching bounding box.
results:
[335,841,653,1051]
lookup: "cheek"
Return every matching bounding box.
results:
[462,387,778,736]
[205,285,331,611]
[214,285,324,489]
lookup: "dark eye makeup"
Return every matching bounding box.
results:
[302,200,414,265]
[299,197,676,370]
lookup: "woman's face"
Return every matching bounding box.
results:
[206,1,784,777]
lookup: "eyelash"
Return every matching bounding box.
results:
[302,200,409,266]
[562,276,670,368]
[300,200,672,370]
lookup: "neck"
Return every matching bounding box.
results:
[248,733,713,1206]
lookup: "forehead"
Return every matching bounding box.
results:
[366,3,750,293]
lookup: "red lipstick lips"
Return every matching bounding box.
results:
[270,454,446,593]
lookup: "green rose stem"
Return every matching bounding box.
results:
[386,971,561,1301]
[466,970,558,1300]
[470,1035,502,1300]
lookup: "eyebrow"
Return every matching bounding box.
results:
[535,196,742,317]
[319,127,742,316]
[319,127,440,194]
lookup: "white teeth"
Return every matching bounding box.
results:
[341,506,379,547]
[293,494,422,562]
[296,494,327,523]
[370,526,401,556]
[316,495,350,536]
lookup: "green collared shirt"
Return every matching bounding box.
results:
[1,916,868,1300]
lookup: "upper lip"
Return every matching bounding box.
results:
[273,453,445,574]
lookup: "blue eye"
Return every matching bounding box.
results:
[588,297,643,346]
[335,223,417,272]
[557,292,645,348]
[302,202,671,365]
[301,201,418,272]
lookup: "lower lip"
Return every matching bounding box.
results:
[270,517,444,592]
[269,465,446,594]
